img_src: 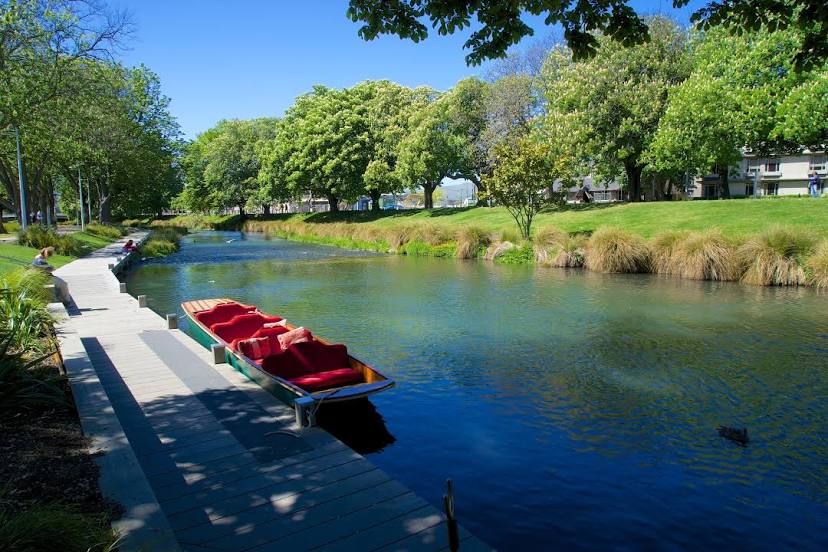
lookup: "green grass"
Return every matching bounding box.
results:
[0,230,119,276]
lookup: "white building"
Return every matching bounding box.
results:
[693,151,826,199]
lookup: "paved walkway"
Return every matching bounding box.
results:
[54,234,490,551]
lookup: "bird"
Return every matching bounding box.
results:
[717,426,749,446]
[226,239,236,243]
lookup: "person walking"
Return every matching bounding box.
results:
[809,171,822,198]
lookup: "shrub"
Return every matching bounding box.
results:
[650,230,686,274]
[0,327,66,415]
[0,504,118,552]
[806,241,828,288]
[494,242,534,264]
[85,223,124,240]
[0,270,52,350]
[4,221,20,233]
[485,240,517,261]
[585,227,651,273]
[738,226,815,286]
[456,226,491,259]
[139,227,185,258]
[669,231,740,281]
[16,227,87,257]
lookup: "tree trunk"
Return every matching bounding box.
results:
[423,183,435,209]
[238,204,245,216]
[99,194,112,223]
[326,193,339,212]
[719,167,731,199]
[625,164,643,202]
[262,204,270,216]
[370,190,381,212]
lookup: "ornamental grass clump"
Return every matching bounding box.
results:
[139,227,185,258]
[0,503,119,552]
[85,223,124,240]
[17,226,87,257]
[456,226,491,259]
[738,226,815,286]
[484,240,517,261]
[650,230,686,274]
[805,240,828,289]
[0,270,53,351]
[669,230,740,281]
[585,227,651,273]
[533,226,567,265]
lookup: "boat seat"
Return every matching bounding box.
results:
[211,312,284,344]
[195,302,255,328]
[261,341,363,391]
[231,325,290,355]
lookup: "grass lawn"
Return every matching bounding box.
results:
[229,196,828,239]
[0,231,116,276]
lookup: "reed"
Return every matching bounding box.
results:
[738,226,815,286]
[456,226,491,259]
[585,227,651,273]
[806,240,828,289]
[532,226,567,265]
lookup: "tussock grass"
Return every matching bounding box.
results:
[485,241,517,261]
[806,241,828,288]
[139,227,186,258]
[670,230,739,281]
[738,226,815,286]
[650,230,686,274]
[456,226,491,259]
[17,227,87,257]
[533,226,567,265]
[585,227,651,273]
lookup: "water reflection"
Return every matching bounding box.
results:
[125,231,828,551]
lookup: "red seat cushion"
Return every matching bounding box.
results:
[212,312,284,345]
[236,337,272,360]
[195,302,255,328]
[231,326,289,353]
[289,368,363,391]
[261,341,351,379]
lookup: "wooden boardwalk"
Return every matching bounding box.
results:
[54,233,490,552]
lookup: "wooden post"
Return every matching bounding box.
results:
[107,263,115,270]
[119,282,127,293]
[211,343,226,364]
[294,396,316,428]
[166,314,178,329]
[444,479,459,552]
[137,295,147,308]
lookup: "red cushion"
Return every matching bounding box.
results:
[289,368,363,391]
[195,302,255,328]
[236,337,272,359]
[211,313,284,345]
[277,327,312,349]
[262,341,350,379]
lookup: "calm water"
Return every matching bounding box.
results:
[126,231,828,551]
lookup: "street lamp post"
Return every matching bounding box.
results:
[14,127,28,229]
[77,166,85,231]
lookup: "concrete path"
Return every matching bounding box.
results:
[54,233,490,551]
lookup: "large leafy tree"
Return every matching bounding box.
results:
[347,0,827,71]
[647,27,813,198]
[542,16,690,202]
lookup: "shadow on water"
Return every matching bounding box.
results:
[316,399,397,454]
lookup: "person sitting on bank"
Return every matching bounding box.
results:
[122,239,137,253]
[31,247,69,303]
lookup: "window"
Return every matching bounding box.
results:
[765,160,780,173]
[745,184,754,196]
[811,155,826,174]
[765,182,779,195]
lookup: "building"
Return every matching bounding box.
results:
[693,151,826,199]
[554,176,625,203]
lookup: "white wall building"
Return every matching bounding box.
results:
[693,151,827,199]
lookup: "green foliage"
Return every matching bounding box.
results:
[0,503,118,552]
[493,242,534,264]
[0,328,66,415]
[0,269,52,350]
[4,221,20,233]
[139,227,185,258]
[16,227,87,257]
[84,224,125,240]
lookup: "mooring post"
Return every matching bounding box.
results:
[137,295,147,308]
[166,314,178,329]
[119,282,127,293]
[294,396,316,428]
[211,343,226,364]
[444,479,459,552]
[107,262,115,270]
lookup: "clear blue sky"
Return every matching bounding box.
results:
[113,0,706,139]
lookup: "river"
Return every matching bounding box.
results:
[125,230,828,551]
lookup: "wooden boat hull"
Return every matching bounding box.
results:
[181,298,395,407]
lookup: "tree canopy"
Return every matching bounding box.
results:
[347,0,827,71]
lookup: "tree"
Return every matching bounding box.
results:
[542,17,690,202]
[483,127,574,240]
[347,0,827,71]
[648,26,813,198]
[773,71,828,149]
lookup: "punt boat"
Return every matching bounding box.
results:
[182,298,395,409]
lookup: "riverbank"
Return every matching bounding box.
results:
[153,198,828,288]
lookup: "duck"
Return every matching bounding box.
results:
[717,426,749,445]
